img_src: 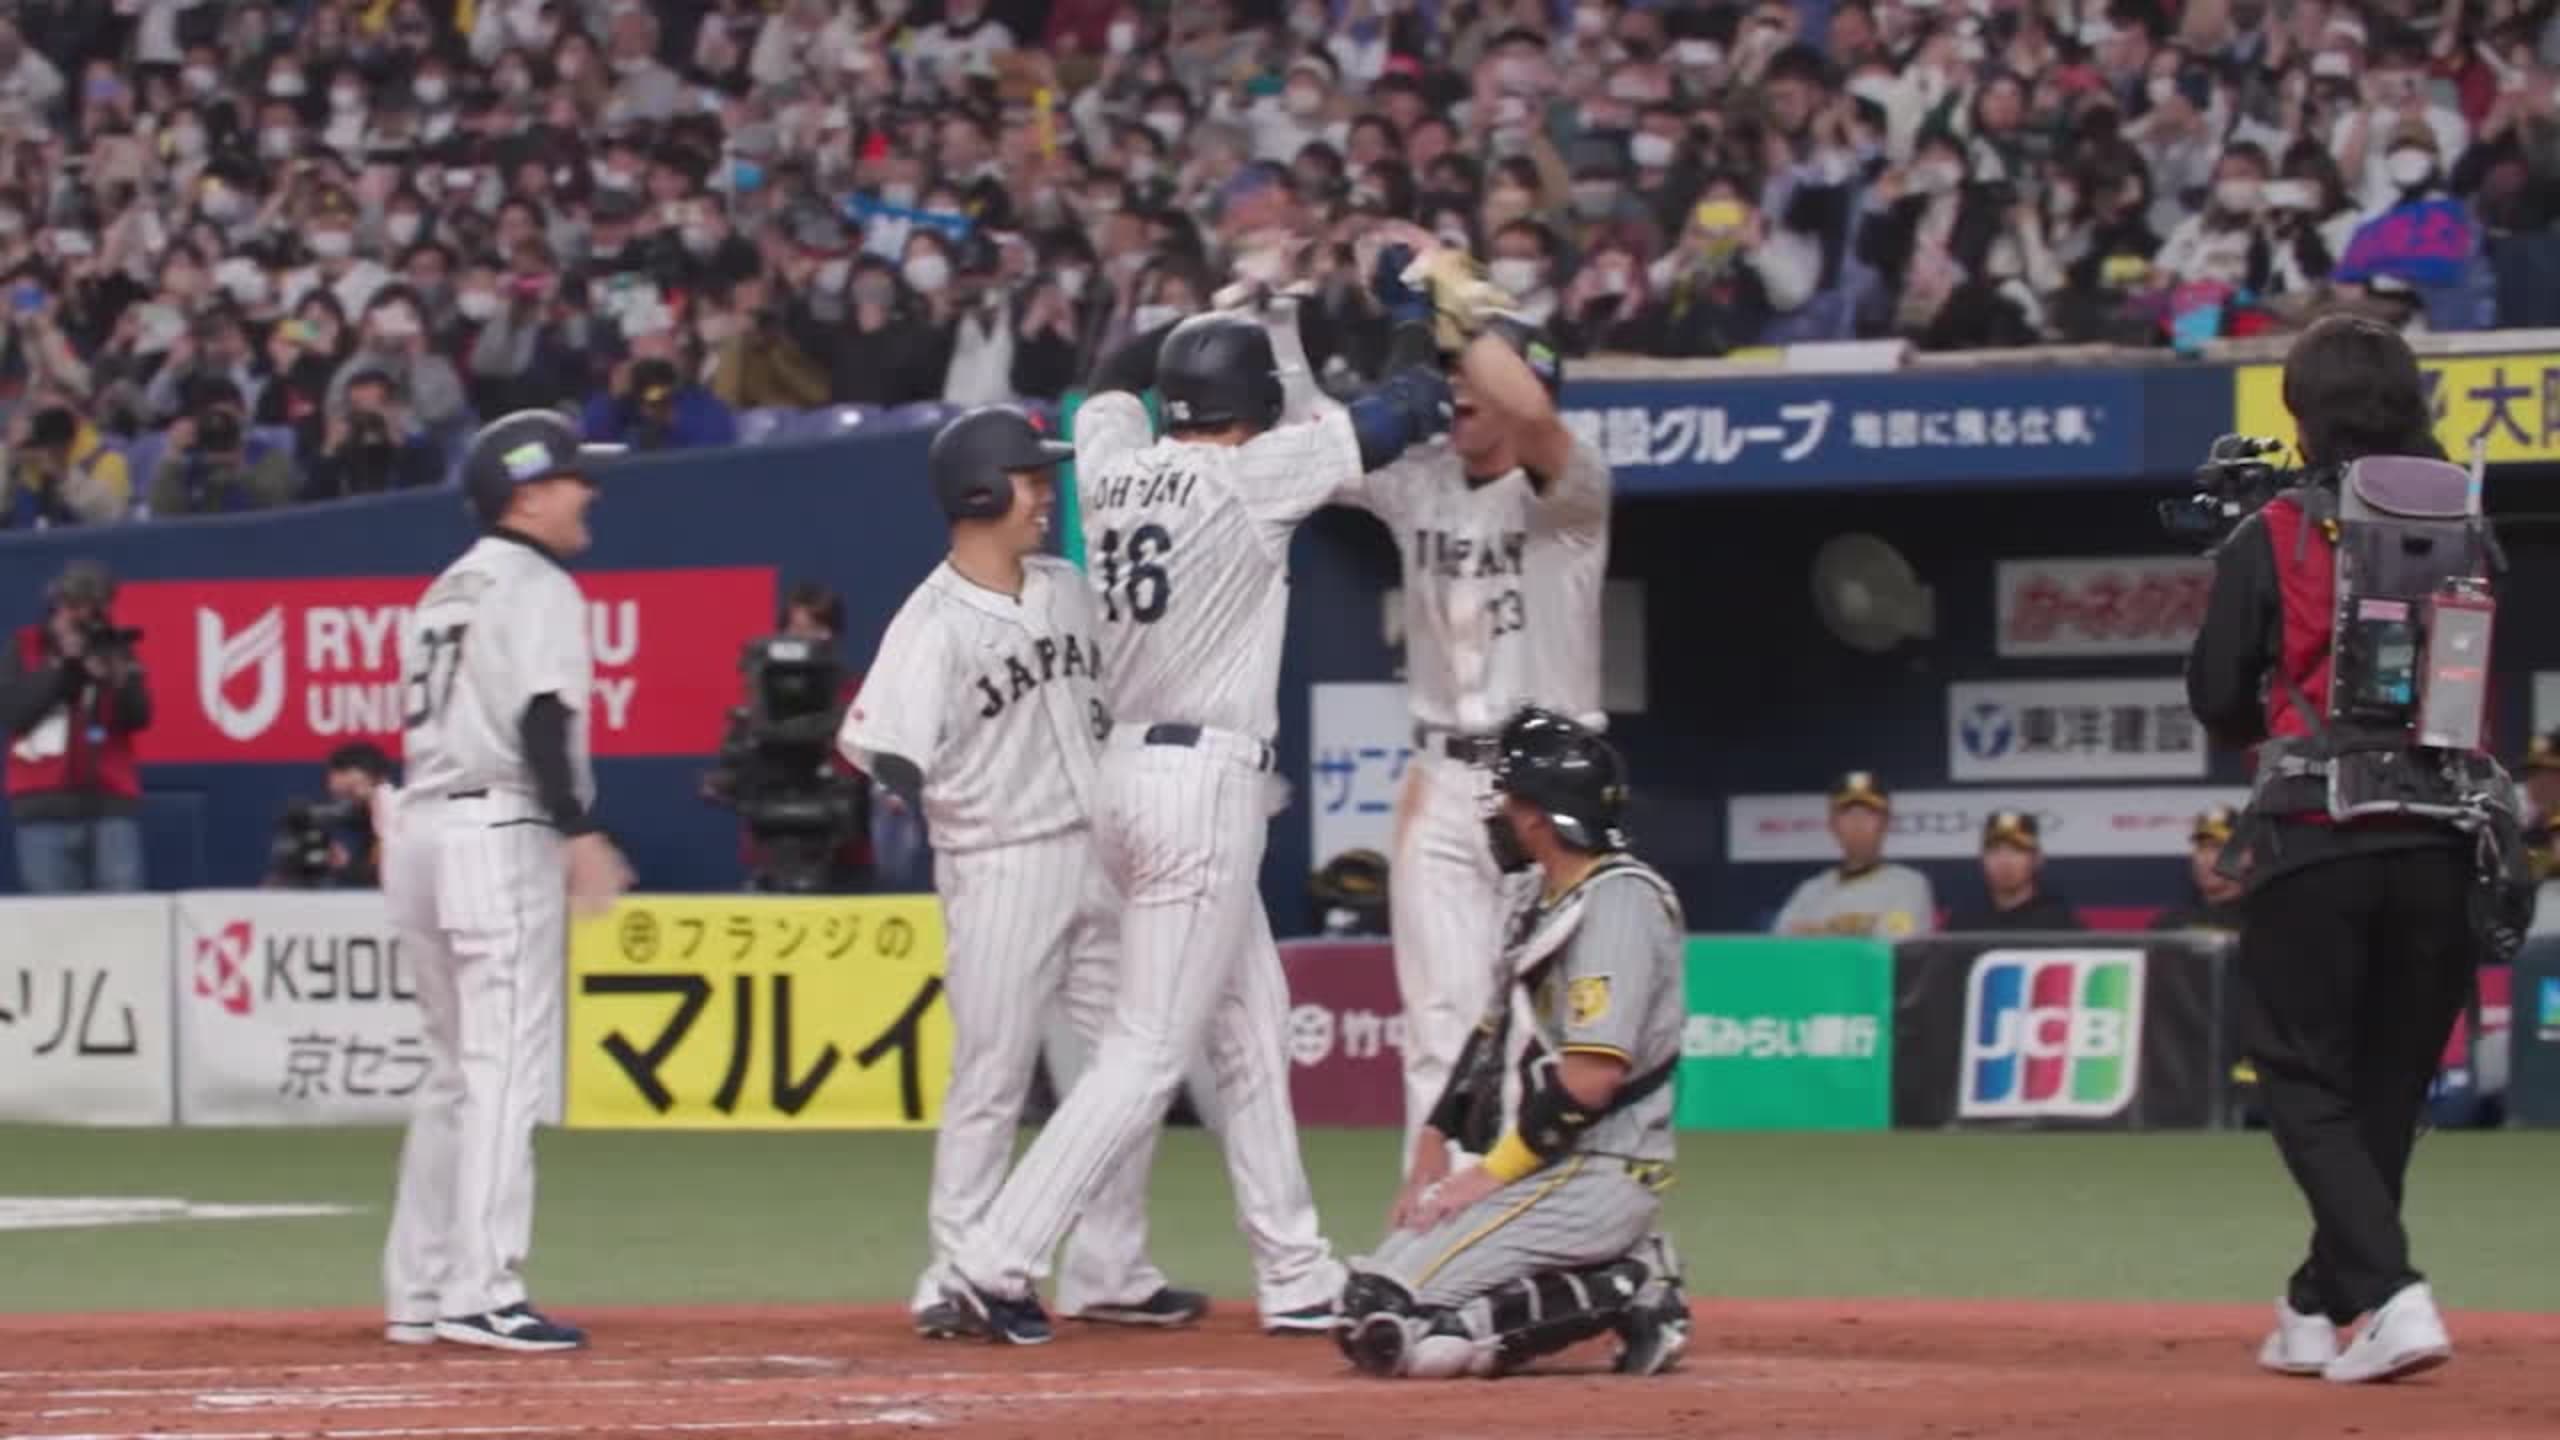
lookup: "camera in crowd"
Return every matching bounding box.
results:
[2159,434,2300,544]
[268,795,365,888]
[79,615,144,662]
[702,634,867,893]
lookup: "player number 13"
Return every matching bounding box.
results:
[1096,524,1174,625]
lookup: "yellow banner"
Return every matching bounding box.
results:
[567,895,950,1129]
[2233,352,2560,465]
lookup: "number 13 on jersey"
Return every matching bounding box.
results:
[1096,525,1174,625]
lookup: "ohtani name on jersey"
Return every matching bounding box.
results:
[1093,468,1200,511]
[975,632,1105,718]
[1413,528,1527,580]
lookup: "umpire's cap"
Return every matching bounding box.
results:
[460,410,622,529]
[1491,706,1630,854]
[928,405,1072,523]
[1478,311,1564,399]
[1158,311,1284,432]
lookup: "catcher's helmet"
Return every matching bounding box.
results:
[1479,312,1564,399]
[460,409,619,529]
[927,405,1073,522]
[1491,707,1629,854]
[1158,312,1284,431]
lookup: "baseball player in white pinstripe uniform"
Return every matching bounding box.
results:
[840,405,1205,1342]
[936,313,1457,1343]
[1340,233,1612,1170]
[381,411,633,1353]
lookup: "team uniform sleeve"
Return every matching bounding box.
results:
[1558,876,1676,1065]
[1072,392,1154,476]
[1771,872,1821,934]
[513,571,594,715]
[1236,408,1368,548]
[1528,434,1610,539]
[837,597,948,780]
[1889,868,1938,938]
[1331,438,1445,523]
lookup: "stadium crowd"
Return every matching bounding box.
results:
[0,0,2552,528]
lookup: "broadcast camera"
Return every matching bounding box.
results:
[702,635,868,893]
[2159,434,2301,545]
[80,616,144,663]
[267,796,363,888]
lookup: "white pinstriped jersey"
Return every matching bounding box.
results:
[838,555,1108,855]
[1341,435,1610,734]
[399,536,594,805]
[1072,391,1367,739]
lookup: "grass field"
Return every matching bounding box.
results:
[3,1125,2551,1315]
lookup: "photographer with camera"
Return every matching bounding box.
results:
[2183,316,2522,1384]
[144,375,296,517]
[302,368,445,501]
[265,742,396,889]
[3,387,129,528]
[703,581,873,893]
[1,559,150,893]
[579,312,737,452]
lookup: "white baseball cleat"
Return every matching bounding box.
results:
[2323,1283,2451,1384]
[384,1321,438,1346]
[2255,1300,2336,1377]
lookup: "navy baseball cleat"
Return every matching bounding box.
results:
[1067,1287,1210,1328]
[942,1279,1054,1346]
[434,1302,587,1353]
[913,1299,975,1340]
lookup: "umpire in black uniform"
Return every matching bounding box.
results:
[2185,317,2490,1384]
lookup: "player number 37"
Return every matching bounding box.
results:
[402,622,468,728]
[1096,524,1173,625]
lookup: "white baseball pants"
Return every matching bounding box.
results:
[1390,753,1511,1166]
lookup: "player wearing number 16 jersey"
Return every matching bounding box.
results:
[380,412,633,1354]
[941,313,1457,1341]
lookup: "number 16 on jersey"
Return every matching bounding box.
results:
[1096,525,1174,625]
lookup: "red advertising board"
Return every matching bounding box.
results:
[1278,939,1404,1128]
[117,567,776,762]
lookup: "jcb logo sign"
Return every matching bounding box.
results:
[1958,949,2144,1119]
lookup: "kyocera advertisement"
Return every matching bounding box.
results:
[115,568,776,762]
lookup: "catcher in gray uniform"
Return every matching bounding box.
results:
[1336,707,1689,1379]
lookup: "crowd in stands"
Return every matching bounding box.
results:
[2,0,2555,529]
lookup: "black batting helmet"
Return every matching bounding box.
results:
[1479,312,1564,398]
[927,405,1073,522]
[1491,707,1629,854]
[460,410,619,529]
[1158,312,1284,431]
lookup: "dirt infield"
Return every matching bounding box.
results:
[0,1299,2550,1440]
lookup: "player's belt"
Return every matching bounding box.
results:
[1414,726,1500,767]
[445,788,489,800]
[1138,723,1275,772]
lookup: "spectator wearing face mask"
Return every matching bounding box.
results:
[0,19,65,115]
[1487,219,1563,327]
[2336,45,2469,218]
[905,0,1018,102]
[1750,45,1862,327]
[1554,231,1653,355]
[808,255,948,408]
[1631,189,1797,358]
[303,367,444,500]
[2332,122,2485,328]
[143,311,261,427]
[1626,103,1703,237]
[1859,128,2041,348]
[1251,54,1346,165]
[330,288,467,435]
[2126,51,2221,239]
[2258,144,2363,313]
[2154,142,2276,293]
[939,237,1018,407]
[2,391,127,529]
[283,187,390,320]
[146,376,295,517]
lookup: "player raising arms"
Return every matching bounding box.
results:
[381,411,633,1353]
[937,311,1456,1341]
[1339,225,1613,1170]
[840,405,1205,1343]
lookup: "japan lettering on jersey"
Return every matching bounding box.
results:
[838,555,1109,854]
[1072,392,1367,738]
[399,536,595,804]
[1342,434,1610,733]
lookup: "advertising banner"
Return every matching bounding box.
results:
[1276,939,1406,1128]
[1993,556,2212,659]
[566,894,951,1129]
[1309,683,1415,871]
[1892,935,2226,1129]
[1727,786,2248,863]
[0,896,173,1125]
[1947,677,2205,781]
[2503,937,2560,1127]
[118,567,777,763]
[2235,351,2560,465]
[173,890,424,1125]
[1676,937,1892,1131]
[1560,370,2142,496]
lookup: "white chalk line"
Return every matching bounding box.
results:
[10,1415,942,1440]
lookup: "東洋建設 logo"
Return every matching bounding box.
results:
[1958,949,2144,1119]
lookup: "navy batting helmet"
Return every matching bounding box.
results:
[1479,312,1564,398]
[1158,312,1284,431]
[1490,707,1629,855]
[927,405,1073,522]
[460,410,619,529]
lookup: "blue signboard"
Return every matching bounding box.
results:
[1557,369,2149,496]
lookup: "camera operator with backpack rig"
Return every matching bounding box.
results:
[2182,316,2530,1386]
[1,559,152,892]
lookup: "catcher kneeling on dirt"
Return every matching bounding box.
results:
[1337,707,1689,1380]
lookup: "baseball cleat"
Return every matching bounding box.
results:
[913,1299,976,1340]
[942,1279,1054,1346]
[2323,1283,2451,1384]
[2256,1300,2338,1377]
[1068,1287,1211,1328]
[433,1303,587,1353]
[384,1321,438,1346]
[1343,1312,1411,1377]
[1264,1301,1339,1336]
[1611,1285,1691,1377]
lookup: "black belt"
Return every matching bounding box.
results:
[447,788,488,800]
[1415,727,1500,767]
[1141,723,1274,772]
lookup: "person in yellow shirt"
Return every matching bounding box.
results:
[3,398,130,529]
